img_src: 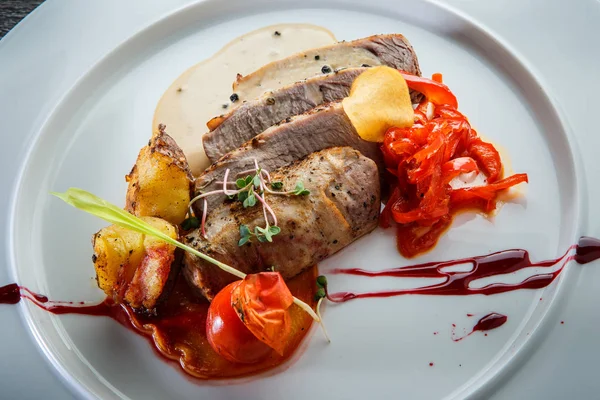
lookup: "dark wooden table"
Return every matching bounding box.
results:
[0,0,44,39]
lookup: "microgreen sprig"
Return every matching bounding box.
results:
[294,181,311,196]
[239,224,281,246]
[270,181,284,190]
[187,160,310,245]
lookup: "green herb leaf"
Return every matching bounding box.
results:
[238,191,248,203]
[253,173,261,189]
[181,216,200,230]
[243,192,256,208]
[270,181,284,190]
[236,178,246,189]
[294,181,311,196]
[314,288,326,300]
[238,224,252,246]
[254,226,266,241]
[268,225,281,236]
[251,224,281,243]
[316,275,328,288]
[52,188,245,279]
[239,224,251,237]
[244,175,253,186]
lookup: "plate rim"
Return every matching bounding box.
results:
[6,1,586,399]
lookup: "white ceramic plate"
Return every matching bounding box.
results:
[3,1,599,399]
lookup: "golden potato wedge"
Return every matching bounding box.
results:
[125,124,194,225]
[92,216,179,311]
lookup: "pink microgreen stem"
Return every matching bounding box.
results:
[201,199,208,237]
[252,188,278,226]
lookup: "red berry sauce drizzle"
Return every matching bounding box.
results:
[326,237,600,333]
[1,237,599,338]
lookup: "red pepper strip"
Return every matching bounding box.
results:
[442,157,479,184]
[450,173,528,204]
[468,138,502,182]
[434,104,468,121]
[230,272,294,356]
[390,138,418,156]
[396,215,452,258]
[399,71,458,108]
[407,133,445,183]
[392,202,450,225]
[432,73,443,83]
[415,101,435,124]
[439,119,471,160]
[395,152,449,224]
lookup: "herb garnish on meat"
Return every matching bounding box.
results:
[188,160,310,245]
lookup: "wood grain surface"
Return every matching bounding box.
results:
[0,0,44,39]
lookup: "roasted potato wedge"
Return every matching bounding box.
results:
[92,216,179,311]
[126,124,194,225]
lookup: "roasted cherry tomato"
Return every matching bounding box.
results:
[206,282,272,364]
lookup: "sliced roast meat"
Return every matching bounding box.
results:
[183,147,380,300]
[205,67,423,164]
[232,34,421,106]
[193,101,381,214]
[204,68,365,163]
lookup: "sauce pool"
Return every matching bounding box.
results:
[0,268,318,380]
[153,23,337,175]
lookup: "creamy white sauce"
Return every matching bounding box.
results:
[153,24,337,175]
[234,46,382,103]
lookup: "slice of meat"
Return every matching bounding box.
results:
[183,147,380,300]
[232,34,421,106]
[204,68,365,163]
[194,101,382,214]
[205,67,422,164]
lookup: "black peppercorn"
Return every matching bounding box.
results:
[274,31,281,36]
[229,93,239,102]
[321,65,332,74]
[315,55,320,60]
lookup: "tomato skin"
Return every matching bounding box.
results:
[206,282,272,364]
